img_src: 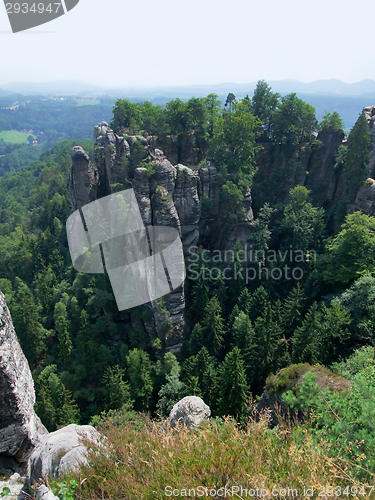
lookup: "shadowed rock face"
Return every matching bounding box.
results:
[69,146,98,211]
[0,291,47,464]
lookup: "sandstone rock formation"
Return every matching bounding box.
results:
[69,124,226,352]
[29,424,99,483]
[0,290,47,466]
[68,109,375,353]
[169,396,211,428]
[69,146,98,211]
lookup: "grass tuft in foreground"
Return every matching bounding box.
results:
[61,412,372,500]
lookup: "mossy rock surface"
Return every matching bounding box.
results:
[265,363,351,397]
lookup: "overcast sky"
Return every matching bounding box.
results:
[0,0,373,87]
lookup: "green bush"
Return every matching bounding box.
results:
[282,366,375,479]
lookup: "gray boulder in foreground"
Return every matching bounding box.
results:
[29,423,100,483]
[34,485,60,500]
[0,290,47,464]
[169,396,211,428]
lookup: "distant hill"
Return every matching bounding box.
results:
[1,78,375,129]
[0,88,17,97]
[2,78,375,98]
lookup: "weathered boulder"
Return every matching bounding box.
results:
[169,396,211,428]
[69,146,98,211]
[29,424,99,483]
[0,473,27,500]
[0,291,47,465]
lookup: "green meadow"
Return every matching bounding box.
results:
[0,130,36,143]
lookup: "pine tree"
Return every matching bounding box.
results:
[11,277,47,368]
[201,296,225,356]
[102,365,133,411]
[183,347,219,410]
[236,288,252,315]
[251,303,284,393]
[291,302,321,364]
[191,274,209,323]
[248,285,269,323]
[54,300,72,364]
[232,311,255,356]
[157,366,184,417]
[219,347,249,422]
[189,323,205,356]
[281,283,305,337]
[126,349,154,411]
[227,242,245,309]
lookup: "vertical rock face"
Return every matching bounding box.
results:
[174,165,201,249]
[69,146,98,211]
[305,130,345,208]
[349,106,375,217]
[0,290,47,464]
[350,182,375,216]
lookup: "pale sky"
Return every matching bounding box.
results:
[0,0,373,87]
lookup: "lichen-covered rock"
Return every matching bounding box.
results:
[29,424,99,483]
[150,160,177,198]
[69,146,98,211]
[152,186,181,233]
[0,291,47,465]
[169,396,211,428]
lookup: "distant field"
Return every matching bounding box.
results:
[77,99,101,107]
[0,130,36,143]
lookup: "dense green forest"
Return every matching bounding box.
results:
[1,81,375,482]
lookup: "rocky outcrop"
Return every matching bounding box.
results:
[349,106,375,216]
[69,146,98,211]
[169,396,211,428]
[68,124,234,352]
[0,290,47,466]
[256,363,351,428]
[29,424,99,483]
[350,182,375,216]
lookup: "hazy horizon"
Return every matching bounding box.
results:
[1,0,374,87]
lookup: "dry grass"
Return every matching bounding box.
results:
[63,413,372,500]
